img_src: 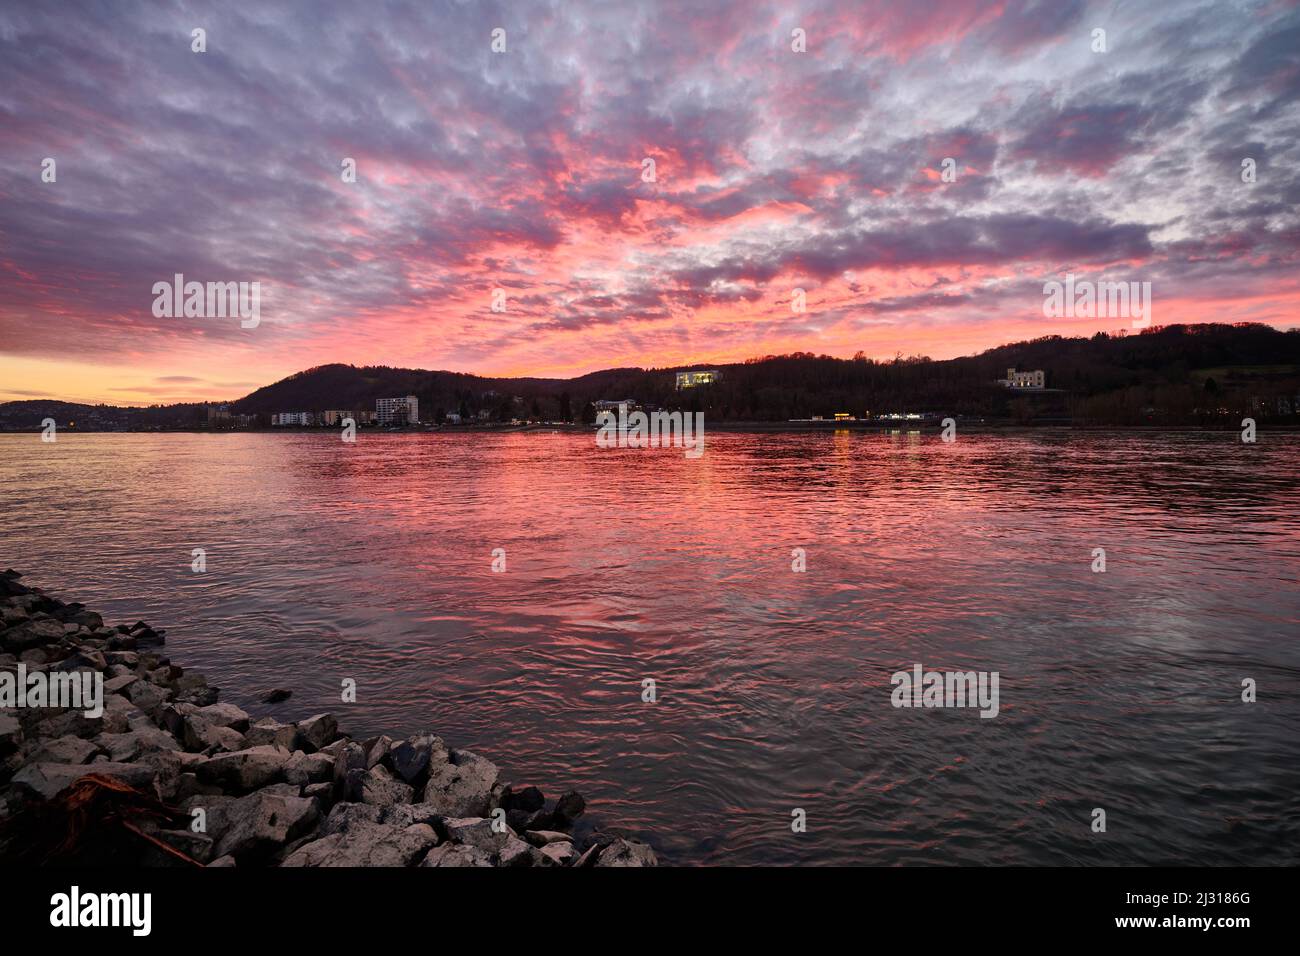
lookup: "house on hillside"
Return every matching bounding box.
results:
[675,369,720,390]
[998,368,1045,389]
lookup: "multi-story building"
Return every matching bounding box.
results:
[999,368,1045,389]
[320,409,375,426]
[272,412,313,426]
[323,410,373,426]
[675,369,720,390]
[376,395,419,425]
[206,403,232,424]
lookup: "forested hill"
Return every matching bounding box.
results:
[223,322,1300,424]
[3,323,1298,428]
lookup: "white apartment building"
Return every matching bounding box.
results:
[376,395,419,425]
[999,368,1045,389]
[272,412,313,426]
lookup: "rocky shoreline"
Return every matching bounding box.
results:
[0,570,657,867]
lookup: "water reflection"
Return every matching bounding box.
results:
[1,430,1297,865]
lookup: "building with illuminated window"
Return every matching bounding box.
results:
[376,395,419,425]
[675,369,720,390]
[998,368,1045,389]
[272,412,313,426]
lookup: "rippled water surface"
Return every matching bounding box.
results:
[2,430,1298,865]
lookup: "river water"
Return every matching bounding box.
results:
[2,429,1297,864]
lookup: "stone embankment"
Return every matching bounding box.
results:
[0,570,657,867]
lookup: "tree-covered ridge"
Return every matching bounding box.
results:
[3,324,1297,428]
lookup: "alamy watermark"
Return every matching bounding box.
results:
[50,886,151,936]
[0,664,103,717]
[890,662,999,718]
[1043,273,1152,329]
[152,273,260,328]
[596,407,705,458]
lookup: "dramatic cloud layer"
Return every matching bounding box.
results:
[1,0,1298,403]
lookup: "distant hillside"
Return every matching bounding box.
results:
[0,400,209,430]
[224,323,1300,425]
[3,324,1298,429]
[682,322,1300,425]
[233,365,543,414]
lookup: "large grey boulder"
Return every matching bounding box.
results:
[332,740,366,777]
[317,738,349,760]
[126,679,168,716]
[68,609,104,631]
[194,702,250,733]
[102,673,139,696]
[138,749,186,801]
[172,676,218,707]
[33,696,133,740]
[2,619,64,651]
[158,704,198,742]
[554,790,586,824]
[332,741,368,801]
[178,794,237,844]
[284,750,334,786]
[32,735,100,765]
[104,650,140,668]
[194,745,292,792]
[380,802,444,829]
[524,829,573,847]
[319,801,384,835]
[11,761,158,801]
[1,606,28,627]
[419,843,493,867]
[302,782,333,807]
[442,816,512,853]
[388,733,448,784]
[104,694,138,729]
[196,724,245,753]
[360,764,414,805]
[498,835,540,867]
[259,782,304,798]
[51,649,106,672]
[161,704,245,753]
[95,727,181,762]
[294,713,338,753]
[421,749,499,817]
[595,838,659,867]
[214,789,320,861]
[244,717,297,749]
[365,734,394,769]
[539,841,580,866]
[281,821,438,867]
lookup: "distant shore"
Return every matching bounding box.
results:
[3,421,1293,435]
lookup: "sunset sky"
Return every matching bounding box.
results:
[2,0,1298,406]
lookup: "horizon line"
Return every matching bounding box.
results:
[3,321,1290,409]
